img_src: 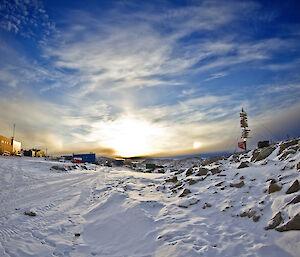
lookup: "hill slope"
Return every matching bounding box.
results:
[0,138,299,256]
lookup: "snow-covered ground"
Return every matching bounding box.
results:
[0,138,299,257]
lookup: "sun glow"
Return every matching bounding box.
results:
[98,117,165,157]
[193,141,202,149]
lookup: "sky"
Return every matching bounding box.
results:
[0,0,300,158]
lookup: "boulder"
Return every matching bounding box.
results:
[185,167,194,177]
[286,195,300,205]
[179,188,191,197]
[264,212,283,230]
[188,179,199,185]
[24,211,36,217]
[51,165,67,171]
[238,161,250,169]
[251,149,260,162]
[286,180,300,194]
[202,202,212,209]
[230,181,245,188]
[276,213,300,232]
[253,146,276,162]
[196,168,209,176]
[165,176,178,183]
[215,181,224,187]
[253,215,260,222]
[268,183,282,194]
[211,167,221,175]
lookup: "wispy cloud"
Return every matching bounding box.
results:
[0,0,299,156]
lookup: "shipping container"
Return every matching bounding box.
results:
[73,153,96,163]
[146,163,156,170]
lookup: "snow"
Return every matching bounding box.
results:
[0,139,299,257]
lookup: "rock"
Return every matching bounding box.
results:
[240,212,248,217]
[202,156,224,165]
[276,213,300,232]
[74,233,81,237]
[24,211,36,217]
[215,181,224,187]
[264,212,283,230]
[287,195,300,205]
[240,209,256,218]
[211,167,221,175]
[230,181,245,188]
[253,215,260,222]
[186,168,194,176]
[166,176,178,183]
[253,146,276,162]
[175,169,185,175]
[238,162,249,169]
[51,165,67,171]
[266,178,276,184]
[202,202,212,209]
[297,162,300,170]
[279,150,296,161]
[251,149,260,162]
[170,182,182,189]
[286,180,300,194]
[278,139,298,155]
[179,189,191,197]
[240,176,245,180]
[268,183,282,194]
[188,179,198,185]
[196,168,209,176]
[248,210,256,218]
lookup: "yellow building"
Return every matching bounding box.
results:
[13,140,21,154]
[35,150,45,157]
[0,135,13,155]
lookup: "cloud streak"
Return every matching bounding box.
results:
[0,0,299,156]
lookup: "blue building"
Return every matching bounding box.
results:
[73,153,96,163]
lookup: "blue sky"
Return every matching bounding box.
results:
[0,0,299,157]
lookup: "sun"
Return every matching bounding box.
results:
[193,141,202,149]
[99,116,165,157]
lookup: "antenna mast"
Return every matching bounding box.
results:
[11,123,16,146]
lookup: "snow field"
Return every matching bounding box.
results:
[0,139,299,256]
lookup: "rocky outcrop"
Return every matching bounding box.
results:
[276,213,300,232]
[278,139,298,155]
[264,212,283,230]
[286,180,300,194]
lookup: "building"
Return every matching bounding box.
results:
[12,140,21,154]
[23,150,36,157]
[73,153,96,163]
[35,150,45,157]
[0,135,13,155]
